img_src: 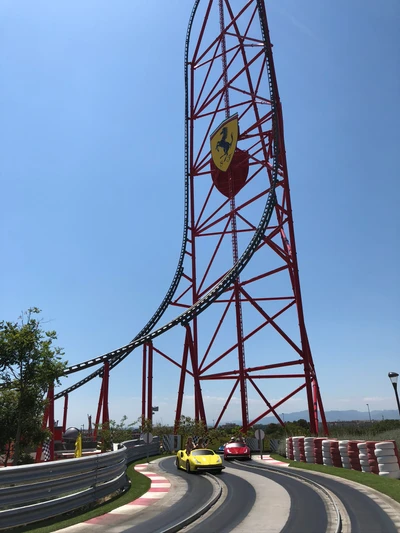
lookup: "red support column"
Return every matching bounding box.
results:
[62,393,68,434]
[316,382,329,435]
[48,384,55,461]
[186,326,207,426]
[102,361,110,430]
[142,344,147,427]
[214,380,239,428]
[312,378,319,435]
[93,380,104,441]
[147,343,153,422]
[174,328,190,433]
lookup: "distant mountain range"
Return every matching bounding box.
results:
[247,409,400,424]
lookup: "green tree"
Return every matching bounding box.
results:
[0,308,67,464]
[152,421,173,438]
[95,416,137,451]
[0,388,19,465]
[176,415,208,445]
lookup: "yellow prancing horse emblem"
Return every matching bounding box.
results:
[210,114,238,172]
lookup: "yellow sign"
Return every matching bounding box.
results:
[210,114,238,172]
[74,433,82,458]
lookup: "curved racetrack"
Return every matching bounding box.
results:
[146,457,399,533]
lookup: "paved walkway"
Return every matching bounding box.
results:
[228,463,290,532]
[251,454,290,467]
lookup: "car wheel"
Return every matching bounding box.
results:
[176,457,180,469]
[186,460,191,473]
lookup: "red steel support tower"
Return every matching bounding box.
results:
[172,0,328,435]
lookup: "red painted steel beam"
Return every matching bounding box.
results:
[147,343,153,422]
[174,328,190,433]
[93,380,103,441]
[62,393,68,434]
[48,384,55,461]
[248,383,307,427]
[248,376,285,427]
[102,361,110,430]
[187,325,207,425]
[214,379,239,427]
[202,373,305,380]
[199,292,235,370]
[142,344,147,425]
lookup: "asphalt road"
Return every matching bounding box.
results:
[282,467,398,533]
[227,462,327,533]
[122,456,214,533]
[188,468,256,533]
[101,457,398,533]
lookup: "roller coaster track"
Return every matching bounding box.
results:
[55,0,280,401]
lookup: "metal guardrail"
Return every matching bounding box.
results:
[0,437,160,530]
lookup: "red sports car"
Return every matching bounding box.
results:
[224,442,251,460]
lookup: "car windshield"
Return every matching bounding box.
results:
[228,443,246,448]
[192,449,214,456]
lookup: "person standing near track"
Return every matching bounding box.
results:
[185,436,195,455]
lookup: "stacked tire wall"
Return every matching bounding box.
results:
[286,437,294,460]
[322,439,334,467]
[358,442,370,473]
[375,441,400,479]
[304,437,315,463]
[339,440,351,469]
[347,440,362,471]
[292,436,306,462]
[314,438,324,465]
[366,441,379,475]
[285,437,400,479]
[330,440,342,467]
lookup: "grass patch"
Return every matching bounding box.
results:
[271,454,400,504]
[10,455,168,533]
[270,453,290,463]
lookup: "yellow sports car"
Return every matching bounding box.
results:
[176,448,225,473]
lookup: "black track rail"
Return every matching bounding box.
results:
[55,0,280,400]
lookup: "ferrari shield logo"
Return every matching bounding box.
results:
[210,114,238,172]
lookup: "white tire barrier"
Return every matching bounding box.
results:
[338,440,350,470]
[304,437,315,464]
[322,439,335,467]
[374,441,400,478]
[377,455,398,464]
[292,436,305,462]
[379,471,400,479]
[286,438,400,477]
[286,437,294,460]
[348,441,362,471]
[375,441,394,450]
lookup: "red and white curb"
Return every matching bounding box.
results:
[89,464,171,521]
[61,463,171,530]
[252,454,290,467]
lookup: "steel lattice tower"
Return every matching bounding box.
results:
[171,0,328,435]
[51,0,328,440]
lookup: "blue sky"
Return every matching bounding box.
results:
[1,1,399,428]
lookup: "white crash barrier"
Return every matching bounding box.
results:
[286,437,400,478]
[322,439,334,467]
[374,441,400,479]
[304,437,315,463]
[357,442,371,473]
